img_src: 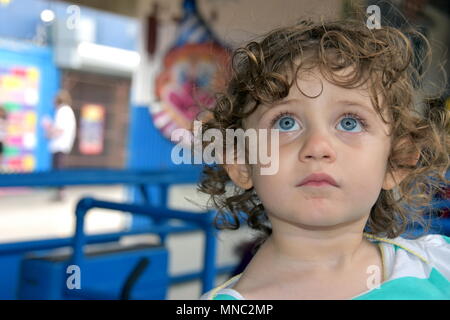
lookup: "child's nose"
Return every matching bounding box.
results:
[297,130,337,162]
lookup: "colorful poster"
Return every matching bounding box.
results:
[0,65,39,172]
[79,103,105,155]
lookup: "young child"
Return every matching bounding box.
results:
[198,19,450,300]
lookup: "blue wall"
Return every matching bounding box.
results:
[127,106,179,171]
[126,105,203,227]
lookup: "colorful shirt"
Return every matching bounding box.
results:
[201,233,450,300]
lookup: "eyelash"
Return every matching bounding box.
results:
[269,111,369,131]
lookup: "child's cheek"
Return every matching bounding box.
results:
[277,129,371,146]
[278,129,302,139]
[336,132,369,147]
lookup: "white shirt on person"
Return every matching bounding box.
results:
[50,104,76,154]
[0,118,7,143]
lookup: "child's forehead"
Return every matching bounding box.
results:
[243,68,383,119]
[288,68,373,100]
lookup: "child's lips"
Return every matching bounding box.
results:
[300,181,335,187]
[296,173,339,188]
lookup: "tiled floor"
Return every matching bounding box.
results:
[0,184,254,299]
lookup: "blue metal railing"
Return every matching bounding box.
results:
[72,197,220,294]
[0,168,240,299]
[0,168,202,187]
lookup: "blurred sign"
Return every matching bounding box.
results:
[79,103,105,155]
[0,65,39,171]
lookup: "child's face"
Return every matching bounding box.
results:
[227,68,401,230]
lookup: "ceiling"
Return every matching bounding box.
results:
[57,0,449,18]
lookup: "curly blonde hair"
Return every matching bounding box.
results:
[197,19,450,241]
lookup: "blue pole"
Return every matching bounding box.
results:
[72,198,91,267]
[156,183,170,244]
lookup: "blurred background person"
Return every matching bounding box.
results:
[0,106,7,172]
[42,90,77,201]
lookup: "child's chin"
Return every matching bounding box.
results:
[293,213,352,229]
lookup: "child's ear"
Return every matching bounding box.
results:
[382,138,421,190]
[224,163,253,190]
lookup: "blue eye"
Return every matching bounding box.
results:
[273,115,299,132]
[270,112,368,133]
[337,114,366,132]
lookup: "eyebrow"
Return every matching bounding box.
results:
[334,100,378,116]
[268,98,378,116]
